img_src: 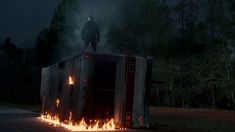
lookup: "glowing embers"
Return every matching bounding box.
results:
[39,112,116,131]
[68,76,74,85]
[56,99,60,107]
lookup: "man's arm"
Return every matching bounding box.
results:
[96,24,100,42]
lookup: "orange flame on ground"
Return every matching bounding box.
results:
[69,76,74,85]
[38,112,116,131]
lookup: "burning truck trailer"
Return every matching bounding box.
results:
[40,52,152,130]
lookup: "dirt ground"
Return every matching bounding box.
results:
[149,106,235,132]
[150,106,235,124]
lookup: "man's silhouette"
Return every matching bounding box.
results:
[82,15,100,52]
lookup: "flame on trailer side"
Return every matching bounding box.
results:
[68,76,74,85]
[38,75,125,131]
[56,99,60,107]
[38,112,117,131]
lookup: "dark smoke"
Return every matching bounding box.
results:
[56,0,123,59]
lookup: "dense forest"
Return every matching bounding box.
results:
[0,0,235,110]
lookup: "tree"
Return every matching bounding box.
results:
[1,37,24,63]
[35,29,55,66]
[108,0,172,57]
[35,0,81,64]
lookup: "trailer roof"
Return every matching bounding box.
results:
[43,51,147,68]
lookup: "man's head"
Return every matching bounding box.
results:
[88,15,94,21]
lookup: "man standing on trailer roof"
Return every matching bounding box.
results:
[82,15,100,52]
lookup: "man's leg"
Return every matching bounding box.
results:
[91,40,97,52]
[84,40,90,51]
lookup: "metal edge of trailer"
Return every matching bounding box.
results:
[132,57,148,127]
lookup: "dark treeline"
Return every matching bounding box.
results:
[0,38,41,104]
[0,0,235,109]
[108,0,235,109]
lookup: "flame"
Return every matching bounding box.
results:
[56,99,60,107]
[38,112,116,131]
[68,76,74,85]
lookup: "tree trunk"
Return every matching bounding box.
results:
[170,82,175,107]
[181,0,185,38]
[181,79,184,107]
[231,92,235,105]
[181,96,184,108]
[166,86,170,107]
[222,44,231,82]
[210,0,215,40]
[156,86,160,106]
[189,0,195,45]
[211,82,215,109]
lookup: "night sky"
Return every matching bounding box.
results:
[0,0,59,47]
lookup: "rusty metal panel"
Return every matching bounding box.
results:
[123,56,136,128]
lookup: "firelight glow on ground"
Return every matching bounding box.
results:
[38,112,119,131]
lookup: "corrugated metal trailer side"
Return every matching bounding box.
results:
[40,52,151,128]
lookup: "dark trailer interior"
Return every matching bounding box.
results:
[84,59,117,120]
